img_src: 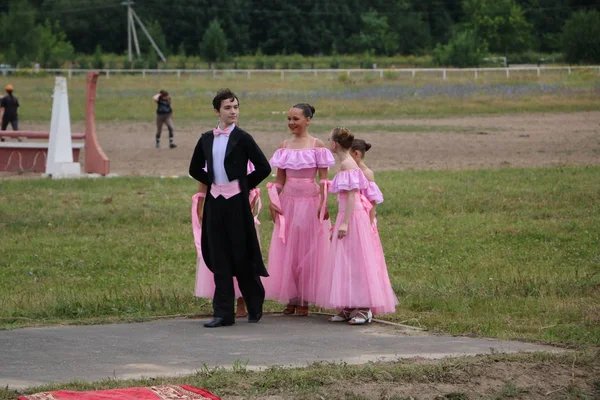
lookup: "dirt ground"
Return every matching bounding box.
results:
[2,111,599,177]
[224,356,600,400]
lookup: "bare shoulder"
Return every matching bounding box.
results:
[363,167,375,182]
[278,141,286,149]
[340,158,358,171]
[313,138,326,148]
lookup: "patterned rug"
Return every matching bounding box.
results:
[18,385,220,400]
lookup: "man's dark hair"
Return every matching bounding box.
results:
[213,88,239,111]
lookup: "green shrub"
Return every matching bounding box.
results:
[433,30,488,67]
[133,58,146,69]
[383,70,399,80]
[364,73,377,83]
[92,45,104,69]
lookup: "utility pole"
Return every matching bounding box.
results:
[122,1,135,62]
[121,1,165,64]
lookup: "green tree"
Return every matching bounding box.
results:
[561,10,600,64]
[176,43,187,69]
[462,0,533,54]
[40,0,123,54]
[521,0,571,52]
[92,44,104,69]
[199,19,228,65]
[138,19,168,57]
[0,0,40,65]
[433,29,488,67]
[349,10,399,56]
[37,19,74,68]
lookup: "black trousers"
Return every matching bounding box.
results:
[1,117,18,131]
[203,192,265,322]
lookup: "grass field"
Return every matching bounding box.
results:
[1,351,598,400]
[1,167,599,346]
[2,70,600,399]
[4,68,600,123]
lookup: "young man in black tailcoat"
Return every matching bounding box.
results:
[189,89,271,328]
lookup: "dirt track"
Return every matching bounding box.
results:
[3,111,600,177]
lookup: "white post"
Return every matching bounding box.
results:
[474,69,478,79]
[247,70,251,79]
[213,69,216,78]
[142,69,146,78]
[46,77,80,178]
[568,67,571,75]
[280,70,284,81]
[68,69,72,79]
[347,70,350,77]
[127,5,132,62]
[177,70,181,78]
[314,70,318,77]
[537,68,540,77]
[443,69,447,80]
[506,68,510,78]
[379,70,383,79]
[412,70,415,78]
[106,70,110,79]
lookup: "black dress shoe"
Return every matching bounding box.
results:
[203,317,234,328]
[248,312,262,323]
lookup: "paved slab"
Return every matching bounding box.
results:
[0,315,563,389]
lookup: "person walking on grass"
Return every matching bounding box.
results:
[189,88,271,328]
[315,127,397,325]
[0,84,19,142]
[153,90,176,149]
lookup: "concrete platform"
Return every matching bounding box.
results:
[0,314,563,389]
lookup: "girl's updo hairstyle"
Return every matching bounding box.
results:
[350,139,372,157]
[331,127,354,149]
[293,103,315,118]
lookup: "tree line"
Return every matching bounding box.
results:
[0,0,599,67]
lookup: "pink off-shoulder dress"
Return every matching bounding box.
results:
[264,140,335,305]
[192,162,261,298]
[315,168,398,314]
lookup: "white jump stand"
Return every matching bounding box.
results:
[45,77,81,178]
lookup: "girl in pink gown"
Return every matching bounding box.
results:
[265,103,335,315]
[315,128,397,325]
[192,161,262,318]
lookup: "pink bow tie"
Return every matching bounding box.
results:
[213,127,230,136]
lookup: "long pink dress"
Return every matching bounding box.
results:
[264,141,335,305]
[192,162,261,298]
[315,168,398,314]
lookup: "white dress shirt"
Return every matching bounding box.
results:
[212,123,236,184]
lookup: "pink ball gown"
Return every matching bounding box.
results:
[315,168,398,314]
[192,162,262,298]
[264,140,335,305]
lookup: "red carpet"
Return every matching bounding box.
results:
[18,385,220,400]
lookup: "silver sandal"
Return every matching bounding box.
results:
[348,309,372,325]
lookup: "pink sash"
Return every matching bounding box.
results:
[210,181,241,199]
[266,182,286,243]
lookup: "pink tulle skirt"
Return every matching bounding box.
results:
[265,177,330,305]
[315,192,398,314]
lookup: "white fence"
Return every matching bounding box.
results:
[2,66,599,80]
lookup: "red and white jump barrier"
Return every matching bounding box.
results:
[0,72,109,176]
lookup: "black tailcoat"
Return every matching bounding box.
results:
[189,126,271,278]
